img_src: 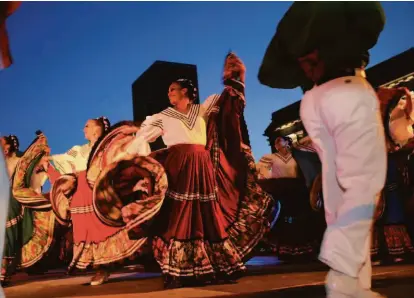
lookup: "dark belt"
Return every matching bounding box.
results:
[315,68,359,86]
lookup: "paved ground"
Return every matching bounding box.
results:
[3,257,414,298]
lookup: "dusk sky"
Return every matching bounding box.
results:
[1,1,413,160]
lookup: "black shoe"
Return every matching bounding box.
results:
[163,276,183,289]
[215,272,240,285]
[66,266,76,276]
[0,279,11,287]
[26,270,45,276]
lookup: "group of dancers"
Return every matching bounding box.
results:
[1,53,277,289]
[255,114,414,266]
[2,54,414,294]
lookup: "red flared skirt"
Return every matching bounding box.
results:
[69,171,148,270]
[148,144,272,279]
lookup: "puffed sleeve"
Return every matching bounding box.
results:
[200,94,221,118]
[50,145,88,174]
[126,114,163,156]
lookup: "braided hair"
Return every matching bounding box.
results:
[5,134,19,153]
[94,116,111,135]
[173,78,198,102]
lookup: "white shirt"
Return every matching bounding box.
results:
[127,94,221,155]
[256,152,299,179]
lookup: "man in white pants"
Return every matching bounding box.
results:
[300,74,386,297]
[258,2,387,297]
[0,152,9,298]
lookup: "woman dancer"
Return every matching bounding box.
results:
[119,53,275,288]
[41,117,149,286]
[371,87,414,264]
[256,136,317,262]
[48,118,110,175]
[0,134,54,285]
[257,137,298,179]
[0,135,24,285]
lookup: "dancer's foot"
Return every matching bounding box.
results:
[26,267,46,276]
[65,267,75,276]
[325,270,386,298]
[327,290,387,298]
[393,257,404,263]
[214,272,239,285]
[214,278,238,285]
[163,276,182,289]
[90,270,110,286]
[0,279,10,288]
[356,289,387,298]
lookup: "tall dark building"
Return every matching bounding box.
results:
[132,61,199,151]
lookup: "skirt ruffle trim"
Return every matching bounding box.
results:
[152,237,247,278]
[69,228,148,270]
[371,224,414,257]
[20,210,56,269]
[384,225,414,255]
[152,148,274,280]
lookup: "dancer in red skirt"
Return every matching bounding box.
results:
[121,53,276,288]
[371,87,414,264]
[40,117,149,286]
[256,136,318,262]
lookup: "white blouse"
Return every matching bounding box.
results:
[50,143,92,174]
[127,94,221,156]
[256,152,299,179]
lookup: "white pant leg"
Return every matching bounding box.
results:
[300,76,387,279]
[359,234,373,289]
[300,92,342,227]
[0,154,10,297]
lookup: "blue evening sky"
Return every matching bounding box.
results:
[1,1,413,160]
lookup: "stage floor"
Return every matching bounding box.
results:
[4,256,414,298]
